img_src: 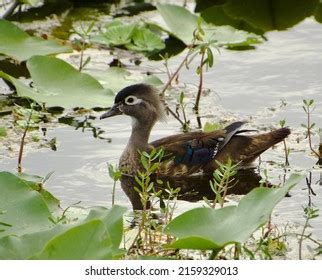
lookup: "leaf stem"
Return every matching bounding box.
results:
[17,108,33,173]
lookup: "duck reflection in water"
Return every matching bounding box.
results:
[119,167,272,209]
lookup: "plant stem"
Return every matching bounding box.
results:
[79,40,86,71]
[283,139,290,166]
[194,50,206,128]
[160,48,193,97]
[164,103,184,126]
[306,105,320,159]
[160,45,196,126]
[112,181,116,206]
[208,248,221,260]
[17,109,32,173]
[298,217,309,260]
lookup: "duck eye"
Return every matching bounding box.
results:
[124,95,141,105]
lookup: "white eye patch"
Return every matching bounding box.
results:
[124,95,142,105]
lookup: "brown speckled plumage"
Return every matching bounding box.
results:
[101,84,291,209]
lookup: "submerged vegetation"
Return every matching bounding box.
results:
[0,0,321,259]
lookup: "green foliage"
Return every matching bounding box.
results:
[135,148,165,210]
[165,174,303,251]
[127,27,165,52]
[0,56,114,109]
[34,207,125,260]
[13,104,42,128]
[89,67,162,94]
[205,159,239,208]
[0,172,126,259]
[0,127,7,137]
[0,171,60,239]
[197,0,319,34]
[108,164,122,207]
[203,121,222,133]
[304,206,319,220]
[93,21,165,53]
[155,4,261,46]
[72,21,96,71]
[0,19,72,62]
[96,21,136,46]
[301,99,320,159]
[108,164,122,181]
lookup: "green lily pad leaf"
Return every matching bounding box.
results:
[0,171,54,238]
[224,0,318,32]
[0,56,114,108]
[92,21,136,46]
[200,5,263,35]
[0,19,72,62]
[16,172,60,214]
[92,20,165,53]
[88,67,163,93]
[126,27,165,52]
[165,173,303,250]
[155,3,261,46]
[34,206,126,260]
[0,206,126,259]
[0,171,127,259]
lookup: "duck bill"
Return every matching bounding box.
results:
[100,103,122,119]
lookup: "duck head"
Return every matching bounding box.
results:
[100,83,165,125]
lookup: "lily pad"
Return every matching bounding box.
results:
[224,0,318,32]
[0,171,54,238]
[165,173,303,250]
[100,21,136,46]
[126,27,165,52]
[0,172,126,259]
[88,67,163,93]
[34,206,125,260]
[155,3,261,46]
[0,19,72,62]
[92,20,165,53]
[0,55,114,108]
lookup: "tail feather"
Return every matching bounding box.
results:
[205,127,291,169]
[248,127,291,156]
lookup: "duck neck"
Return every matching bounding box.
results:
[128,117,155,152]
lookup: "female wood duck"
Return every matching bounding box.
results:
[100,83,290,209]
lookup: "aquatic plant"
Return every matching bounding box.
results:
[72,21,95,71]
[302,99,321,162]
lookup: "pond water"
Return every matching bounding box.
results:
[0,8,321,241]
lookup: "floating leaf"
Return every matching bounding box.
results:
[103,22,136,46]
[92,21,136,46]
[155,4,261,46]
[0,19,72,62]
[92,21,165,53]
[224,0,318,32]
[0,171,54,238]
[165,174,303,250]
[126,27,165,52]
[88,67,163,93]
[0,172,126,259]
[0,56,114,108]
[34,206,125,260]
